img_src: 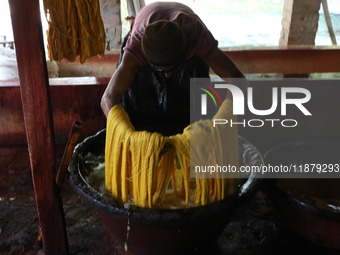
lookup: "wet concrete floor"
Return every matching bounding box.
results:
[0,146,120,255]
[1,145,340,255]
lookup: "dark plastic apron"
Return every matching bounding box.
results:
[117,32,210,133]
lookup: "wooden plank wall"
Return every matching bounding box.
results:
[2,77,340,154]
[1,48,340,151]
[0,78,108,146]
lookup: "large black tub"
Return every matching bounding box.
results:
[264,140,340,250]
[68,129,263,255]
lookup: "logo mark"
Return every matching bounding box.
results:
[199,83,222,115]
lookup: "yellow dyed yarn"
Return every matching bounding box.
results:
[105,99,239,208]
[43,0,105,64]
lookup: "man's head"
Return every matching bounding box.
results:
[142,20,187,74]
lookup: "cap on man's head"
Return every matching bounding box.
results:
[142,20,187,71]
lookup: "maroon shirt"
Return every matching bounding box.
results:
[124,1,218,66]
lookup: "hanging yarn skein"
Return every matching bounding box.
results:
[43,0,105,64]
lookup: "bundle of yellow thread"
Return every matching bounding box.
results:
[43,0,105,64]
[105,99,240,209]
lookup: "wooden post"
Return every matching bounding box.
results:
[8,0,69,254]
[279,0,322,46]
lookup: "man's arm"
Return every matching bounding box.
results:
[101,51,140,117]
[204,47,244,78]
[203,47,247,99]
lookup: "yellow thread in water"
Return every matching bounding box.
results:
[105,100,239,208]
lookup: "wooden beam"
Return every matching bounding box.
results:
[224,47,340,74]
[8,0,68,254]
[54,47,340,75]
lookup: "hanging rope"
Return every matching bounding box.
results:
[321,0,337,45]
